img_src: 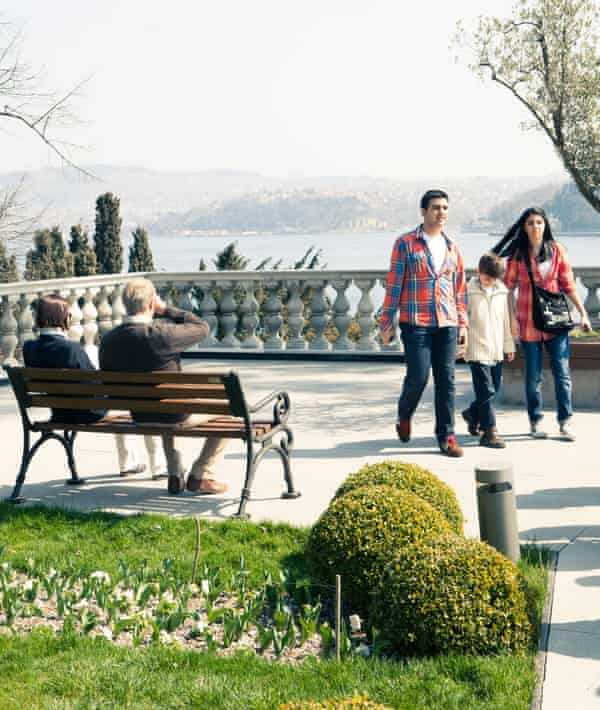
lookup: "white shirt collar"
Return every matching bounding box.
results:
[124,314,153,325]
[39,327,68,338]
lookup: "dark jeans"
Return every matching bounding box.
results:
[520,333,572,424]
[399,324,457,442]
[467,362,503,430]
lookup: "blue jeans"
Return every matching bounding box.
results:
[467,362,503,430]
[520,333,573,424]
[399,324,457,442]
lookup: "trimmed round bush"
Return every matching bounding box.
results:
[306,485,453,612]
[370,535,531,656]
[333,461,464,535]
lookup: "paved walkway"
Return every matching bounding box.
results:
[0,358,599,708]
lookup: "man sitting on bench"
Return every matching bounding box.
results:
[99,278,228,496]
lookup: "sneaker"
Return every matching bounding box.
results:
[479,427,506,449]
[559,421,576,441]
[529,423,548,439]
[461,408,479,437]
[395,418,411,442]
[119,463,146,478]
[439,435,464,458]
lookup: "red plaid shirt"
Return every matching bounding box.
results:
[380,226,468,331]
[504,242,576,342]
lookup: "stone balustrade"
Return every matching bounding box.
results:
[1,268,599,368]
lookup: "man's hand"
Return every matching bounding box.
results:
[152,294,167,316]
[381,327,394,346]
[506,351,515,362]
[456,328,467,358]
[580,314,593,333]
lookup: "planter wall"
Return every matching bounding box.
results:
[503,339,600,409]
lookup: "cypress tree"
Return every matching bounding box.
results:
[24,229,55,281]
[0,240,19,283]
[213,241,250,271]
[94,192,123,274]
[128,226,155,272]
[49,225,74,278]
[69,224,97,276]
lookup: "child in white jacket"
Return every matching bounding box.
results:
[462,253,515,448]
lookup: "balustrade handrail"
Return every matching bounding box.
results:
[1,267,600,367]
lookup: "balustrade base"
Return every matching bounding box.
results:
[182,348,407,363]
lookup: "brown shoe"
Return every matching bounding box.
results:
[461,409,479,437]
[439,435,464,458]
[120,463,146,478]
[186,477,228,495]
[395,419,411,442]
[480,427,506,449]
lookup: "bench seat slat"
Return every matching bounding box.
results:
[32,416,272,439]
[26,382,228,399]
[29,396,232,416]
[21,368,228,385]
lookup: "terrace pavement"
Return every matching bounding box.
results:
[0,358,599,709]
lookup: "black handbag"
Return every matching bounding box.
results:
[524,250,574,334]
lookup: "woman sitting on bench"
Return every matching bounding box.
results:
[23,295,167,478]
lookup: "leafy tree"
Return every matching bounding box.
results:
[0,240,19,283]
[24,229,55,281]
[456,0,600,212]
[128,226,155,272]
[213,241,250,271]
[198,257,207,271]
[94,193,123,274]
[49,226,74,278]
[68,224,97,276]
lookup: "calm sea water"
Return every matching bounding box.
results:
[147,231,600,273]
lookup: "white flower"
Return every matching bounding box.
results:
[159,630,172,644]
[201,579,210,596]
[74,599,89,611]
[48,568,57,578]
[192,620,205,634]
[161,589,174,604]
[90,571,111,584]
[23,579,34,591]
[1,562,9,571]
[349,614,362,633]
[101,627,113,640]
[122,589,135,603]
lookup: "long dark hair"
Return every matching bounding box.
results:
[491,207,556,261]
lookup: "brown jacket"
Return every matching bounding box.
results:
[99,306,209,423]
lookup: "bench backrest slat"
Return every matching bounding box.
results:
[25,381,228,400]
[28,395,233,416]
[19,368,228,386]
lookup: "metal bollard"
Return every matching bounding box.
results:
[475,462,520,563]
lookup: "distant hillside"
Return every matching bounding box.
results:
[544,183,600,232]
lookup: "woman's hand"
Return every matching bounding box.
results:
[510,319,519,340]
[506,351,515,362]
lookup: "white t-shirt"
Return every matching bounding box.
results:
[538,259,551,279]
[423,232,447,275]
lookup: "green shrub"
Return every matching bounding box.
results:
[306,485,453,612]
[370,535,531,656]
[333,461,464,535]
[280,695,393,709]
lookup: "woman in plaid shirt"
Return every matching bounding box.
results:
[496,207,591,441]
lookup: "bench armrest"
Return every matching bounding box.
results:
[248,390,291,425]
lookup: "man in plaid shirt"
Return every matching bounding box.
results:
[380,189,467,457]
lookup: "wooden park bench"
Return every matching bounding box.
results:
[3,366,300,518]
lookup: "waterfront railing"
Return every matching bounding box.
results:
[1,268,599,369]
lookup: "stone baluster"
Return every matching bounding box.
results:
[67,289,84,342]
[285,280,306,350]
[217,281,240,348]
[307,279,330,350]
[81,288,99,347]
[197,283,218,347]
[263,280,284,350]
[97,285,113,337]
[355,278,379,351]
[581,276,600,328]
[17,293,36,352]
[239,281,262,349]
[0,296,19,368]
[176,282,195,313]
[111,283,126,326]
[331,278,353,351]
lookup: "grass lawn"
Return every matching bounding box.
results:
[0,504,547,710]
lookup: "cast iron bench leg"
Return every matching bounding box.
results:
[62,431,85,486]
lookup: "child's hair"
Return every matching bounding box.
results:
[478,252,504,279]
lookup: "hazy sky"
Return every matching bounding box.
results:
[1,0,566,180]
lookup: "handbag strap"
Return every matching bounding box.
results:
[523,249,538,292]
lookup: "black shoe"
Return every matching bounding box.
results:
[461,409,479,437]
[168,472,185,495]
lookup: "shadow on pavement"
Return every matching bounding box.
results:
[517,487,600,510]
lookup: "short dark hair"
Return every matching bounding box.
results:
[478,252,504,279]
[36,295,70,330]
[420,189,449,210]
